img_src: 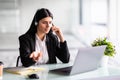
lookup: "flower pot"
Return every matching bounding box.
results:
[100,56,109,67]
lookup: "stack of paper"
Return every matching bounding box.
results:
[4,66,46,75]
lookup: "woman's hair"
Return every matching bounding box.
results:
[26,8,53,35]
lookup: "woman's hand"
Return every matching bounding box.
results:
[29,51,42,62]
[52,25,65,42]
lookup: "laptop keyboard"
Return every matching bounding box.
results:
[50,66,72,73]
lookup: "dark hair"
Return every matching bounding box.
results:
[26,8,53,35]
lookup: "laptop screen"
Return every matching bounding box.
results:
[70,46,106,75]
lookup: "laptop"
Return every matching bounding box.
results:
[49,46,106,75]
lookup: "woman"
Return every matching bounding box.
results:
[19,8,70,67]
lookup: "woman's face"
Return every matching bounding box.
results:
[37,17,53,34]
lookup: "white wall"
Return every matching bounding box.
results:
[117,0,120,40]
[19,0,78,35]
[108,0,120,66]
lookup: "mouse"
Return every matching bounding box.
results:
[28,73,39,79]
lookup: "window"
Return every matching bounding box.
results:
[0,0,19,49]
[80,0,108,26]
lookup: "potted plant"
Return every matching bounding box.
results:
[91,37,116,66]
[91,37,116,57]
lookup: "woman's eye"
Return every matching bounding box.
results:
[49,22,52,24]
[42,22,47,24]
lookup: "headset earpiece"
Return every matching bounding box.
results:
[35,22,38,26]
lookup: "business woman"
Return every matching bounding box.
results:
[19,8,70,67]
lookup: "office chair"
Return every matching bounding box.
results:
[16,56,21,67]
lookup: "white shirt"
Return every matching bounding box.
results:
[35,34,49,65]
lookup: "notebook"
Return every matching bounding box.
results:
[50,46,106,75]
[4,66,46,75]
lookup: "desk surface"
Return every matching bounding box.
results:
[3,62,120,80]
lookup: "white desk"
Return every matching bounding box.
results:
[3,62,120,80]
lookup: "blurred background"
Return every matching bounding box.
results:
[0,0,120,67]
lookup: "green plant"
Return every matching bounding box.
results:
[91,37,116,57]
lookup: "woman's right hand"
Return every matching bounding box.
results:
[51,25,65,42]
[29,51,42,62]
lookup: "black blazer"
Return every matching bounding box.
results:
[19,32,70,67]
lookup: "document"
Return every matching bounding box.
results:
[4,66,46,75]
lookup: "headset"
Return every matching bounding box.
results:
[35,15,38,26]
[35,21,38,26]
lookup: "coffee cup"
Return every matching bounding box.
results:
[0,62,3,79]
